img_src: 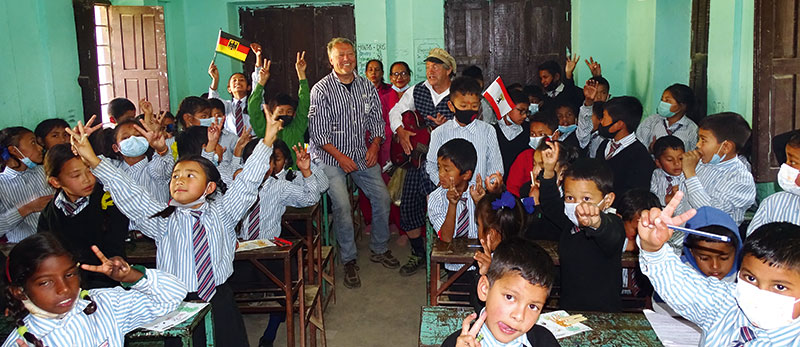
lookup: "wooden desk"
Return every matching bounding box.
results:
[418,306,662,347]
[127,302,214,346]
[127,240,307,347]
[282,204,322,285]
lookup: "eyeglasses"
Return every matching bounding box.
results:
[514,108,530,116]
[391,71,410,77]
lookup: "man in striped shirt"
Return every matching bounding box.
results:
[309,37,398,289]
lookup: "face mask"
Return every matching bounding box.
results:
[558,124,577,135]
[529,136,544,149]
[706,141,726,165]
[276,115,294,127]
[778,163,800,195]
[657,101,676,118]
[453,104,478,125]
[392,84,410,93]
[564,202,579,227]
[118,136,149,157]
[22,290,79,319]
[211,153,220,166]
[735,278,800,330]
[198,117,214,127]
[169,183,213,208]
[529,103,540,115]
[597,122,615,139]
[13,147,37,169]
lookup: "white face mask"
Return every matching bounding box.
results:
[564,202,579,227]
[735,277,800,330]
[778,163,800,196]
[169,183,213,208]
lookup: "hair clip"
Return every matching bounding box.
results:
[522,197,536,214]
[491,191,516,210]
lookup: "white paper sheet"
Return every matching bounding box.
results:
[643,309,703,347]
[536,310,592,339]
[139,302,209,332]
[235,239,276,252]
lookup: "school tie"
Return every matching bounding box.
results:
[665,176,674,195]
[663,119,683,136]
[234,100,244,136]
[730,326,756,346]
[455,197,470,238]
[61,197,88,217]
[190,211,217,301]
[606,141,621,160]
[245,202,261,241]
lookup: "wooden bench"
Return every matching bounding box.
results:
[126,302,214,347]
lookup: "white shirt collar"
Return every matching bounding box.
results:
[476,309,532,347]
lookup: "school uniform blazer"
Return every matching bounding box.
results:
[595,139,656,204]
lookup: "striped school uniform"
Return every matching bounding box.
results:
[684,157,756,225]
[747,191,800,236]
[428,187,478,271]
[425,119,504,186]
[0,165,54,242]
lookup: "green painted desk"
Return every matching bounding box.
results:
[126,302,214,347]
[418,306,662,347]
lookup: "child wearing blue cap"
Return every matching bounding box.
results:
[681,206,743,282]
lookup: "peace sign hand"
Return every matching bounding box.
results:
[637,191,696,252]
[474,237,493,275]
[456,311,487,347]
[80,245,143,283]
[296,51,307,80]
[585,57,602,77]
[258,59,272,86]
[65,120,100,168]
[565,54,581,79]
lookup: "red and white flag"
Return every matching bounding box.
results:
[482,76,515,120]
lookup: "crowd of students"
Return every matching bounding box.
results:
[0,36,798,347]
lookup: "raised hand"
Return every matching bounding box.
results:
[206,116,224,149]
[139,99,153,117]
[638,191,696,252]
[258,59,272,86]
[474,237,492,276]
[583,79,598,104]
[446,177,462,205]
[576,202,602,229]
[80,245,143,283]
[262,105,283,147]
[296,51,307,80]
[133,124,166,154]
[65,120,100,168]
[484,171,503,194]
[469,173,485,204]
[455,311,487,347]
[233,127,254,157]
[541,141,559,178]
[293,144,312,177]
[82,115,103,137]
[427,113,448,126]
[565,54,581,80]
[208,60,219,82]
[585,57,602,77]
[251,43,263,65]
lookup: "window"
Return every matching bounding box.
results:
[94,5,114,124]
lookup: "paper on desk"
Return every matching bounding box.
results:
[236,239,276,252]
[643,309,702,347]
[536,310,592,339]
[139,302,209,332]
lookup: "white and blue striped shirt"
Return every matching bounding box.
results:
[747,191,800,236]
[0,165,54,242]
[650,169,689,213]
[576,104,595,149]
[207,70,260,136]
[640,243,800,346]
[308,71,385,170]
[108,152,174,204]
[243,166,329,240]
[428,187,478,272]
[425,119,504,186]
[200,149,240,187]
[684,157,756,225]
[92,141,273,296]
[2,268,187,347]
[635,114,698,151]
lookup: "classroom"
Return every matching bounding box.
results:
[1,0,799,346]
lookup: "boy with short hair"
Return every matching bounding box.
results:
[538,59,583,110]
[539,146,625,312]
[554,101,581,152]
[34,118,70,150]
[650,135,688,212]
[108,97,137,123]
[207,43,264,137]
[425,77,503,186]
[681,206,743,283]
[576,77,610,152]
[617,189,661,252]
[748,130,800,235]
[681,112,755,225]
[638,193,800,346]
[595,96,656,201]
[493,90,531,180]
[442,239,559,347]
[428,138,479,245]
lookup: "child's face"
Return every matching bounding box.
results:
[227,73,250,95]
[170,161,213,204]
[269,149,287,176]
[42,127,70,150]
[529,122,554,138]
[273,105,296,117]
[595,84,609,102]
[656,147,685,176]
[184,108,211,127]
[591,110,601,131]
[15,254,81,315]
[556,106,577,126]
[696,128,728,163]
[786,144,800,171]
[210,107,225,119]
[538,70,558,90]
[449,92,481,113]
[528,96,542,106]
[739,254,800,319]
[563,177,607,206]
[660,90,681,114]
[13,132,44,165]
[507,103,530,125]
[623,215,640,239]
[478,272,549,343]
[690,240,736,280]
[48,158,96,201]
[114,123,140,144]
[600,110,624,136]
[437,157,471,189]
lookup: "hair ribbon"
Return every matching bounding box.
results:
[491,191,516,210]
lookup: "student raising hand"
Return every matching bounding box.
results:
[257,59,272,86]
[576,201,602,229]
[541,141,559,179]
[205,116,225,153]
[296,51,307,80]
[456,311,487,347]
[262,107,282,147]
[638,191,696,252]
[233,127,254,158]
[292,144,312,178]
[133,123,168,155]
[565,53,580,80]
[585,57,602,77]
[65,120,101,168]
[80,245,143,284]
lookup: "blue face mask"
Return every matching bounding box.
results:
[706,141,727,165]
[211,153,220,166]
[657,101,676,118]
[198,117,214,127]
[529,136,544,149]
[118,136,149,157]
[13,147,38,169]
[529,103,539,115]
[558,124,577,135]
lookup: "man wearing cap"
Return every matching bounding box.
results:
[309,37,399,289]
[388,48,457,275]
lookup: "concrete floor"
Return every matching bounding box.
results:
[244,233,427,347]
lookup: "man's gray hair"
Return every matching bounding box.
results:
[326,37,355,56]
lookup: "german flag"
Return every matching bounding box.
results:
[215,30,251,62]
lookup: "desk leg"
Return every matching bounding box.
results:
[297,248,306,347]
[284,252,296,347]
[204,309,214,347]
[430,261,439,306]
[306,218,314,285]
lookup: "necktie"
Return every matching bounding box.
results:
[665,176,674,195]
[455,197,470,238]
[234,100,244,136]
[190,211,217,301]
[730,326,756,346]
[606,141,621,160]
[62,197,87,217]
[663,119,682,136]
[245,202,261,241]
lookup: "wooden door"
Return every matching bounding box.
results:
[73,0,103,122]
[239,5,356,102]
[753,0,800,182]
[108,6,169,114]
[445,0,571,86]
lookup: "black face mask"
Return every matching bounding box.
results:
[597,121,616,139]
[453,104,478,125]
[276,115,294,127]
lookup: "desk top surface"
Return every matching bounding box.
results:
[419,306,661,347]
[430,238,638,266]
[126,239,302,263]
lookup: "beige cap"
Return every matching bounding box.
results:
[424,48,457,74]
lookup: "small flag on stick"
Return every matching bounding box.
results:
[482,77,515,120]
[215,30,251,62]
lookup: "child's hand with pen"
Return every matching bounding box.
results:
[637,191,697,253]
